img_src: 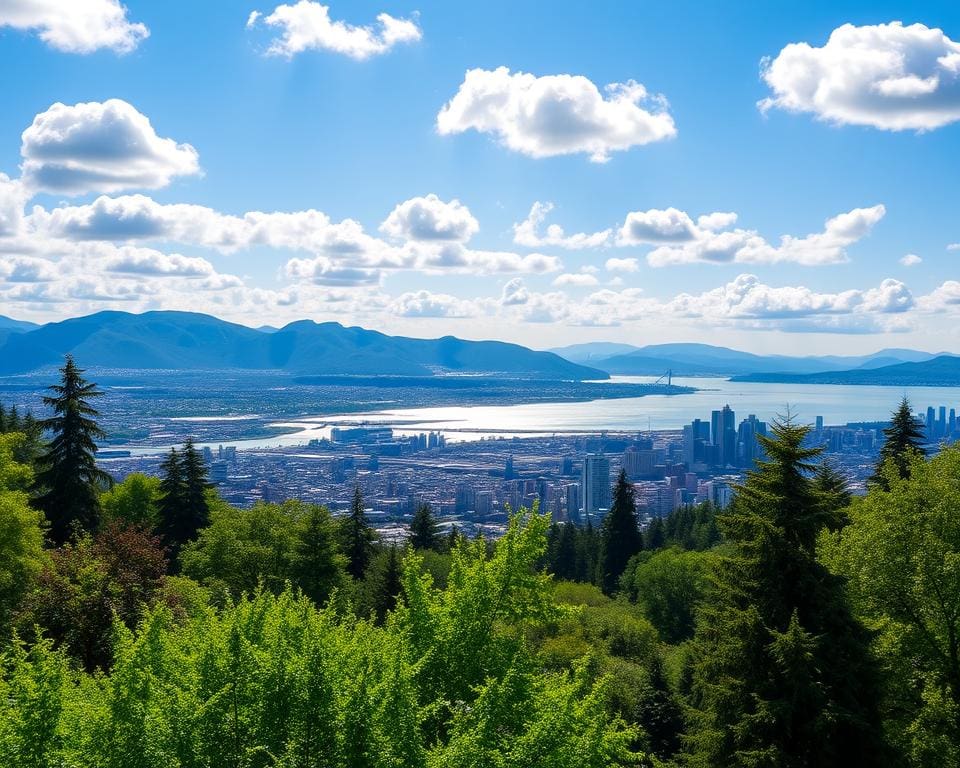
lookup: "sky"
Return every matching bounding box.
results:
[1,0,959,354]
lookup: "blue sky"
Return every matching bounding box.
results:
[1,1,959,353]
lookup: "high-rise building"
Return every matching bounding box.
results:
[927,406,936,437]
[581,453,611,519]
[737,414,767,467]
[711,405,736,467]
[682,418,710,466]
[564,483,581,524]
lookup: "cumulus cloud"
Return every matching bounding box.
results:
[437,67,676,162]
[408,242,562,274]
[760,22,960,131]
[500,278,529,306]
[102,247,217,277]
[0,256,58,283]
[642,205,885,267]
[284,256,382,286]
[605,257,639,272]
[553,272,599,287]
[247,1,421,59]
[900,253,922,266]
[0,0,148,54]
[512,201,610,249]
[21,100,200,194]
[380,194,479,242]
[0,173,27,237]
[948,243,960,251]
[918,281,960,311]
[389,290,486,318]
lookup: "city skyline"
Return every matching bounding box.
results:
[0,2,959,354]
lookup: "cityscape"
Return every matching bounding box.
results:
[98,399,960,540]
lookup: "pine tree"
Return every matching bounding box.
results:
[341,485,374,580]
[366,544,403,623]
[684,417,887,766]
[409,502,439,550]
[292,504,344,606]
[597,469,643,594]
[551,522,578,581]
[870,396,926,489]
[644,516,666,550]
[34,356,111,544]
[180,440,210,536]
[159,441,210,565]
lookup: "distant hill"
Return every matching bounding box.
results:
[547,342,641,363]
[731,355,960,386]
[0,310,605,380]
[558,341,942,377]
[0,315,41,346]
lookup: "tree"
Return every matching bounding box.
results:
[870,396,926,489]
[685,418,887,766]
[100,473,161,528]
[362,544,403,623]
[409,502,439,550]
[626,547,711,644]
[291,503,345,606]
[0,434,46,632]
[822,445,960,765]
[597,469,642,594]
[158,443,209,562]
[644,516,666,550]
[33,356,112,544]
[549,522,579,581]
[340,485,375,580]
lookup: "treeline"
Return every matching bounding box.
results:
[1,362,959,766]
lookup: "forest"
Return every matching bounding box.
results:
[1,356,958,767]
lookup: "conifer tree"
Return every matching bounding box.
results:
[34,356,111,544]
[409,502,439,550]
[157,443,210,562]
[292,504,345,606]
[685,418,887,766]
[870,396,926,488]
[551,522,578,581]
[341,485,374,580]
[644,516,666,550]
[598,469,643,594]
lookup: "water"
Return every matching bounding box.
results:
[125,377,960,454]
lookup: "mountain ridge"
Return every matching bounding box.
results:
[0,310,605,380]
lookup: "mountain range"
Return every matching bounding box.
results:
[549,341,947,377]
[731,355,960,387]
[0,311,604,380]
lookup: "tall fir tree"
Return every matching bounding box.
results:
[684,418,887,767]
[870,396,926,489]
[644,516,666,550]
[409,502,439,550]
[157,443,210,563]
[597,469,643,594]
[292,504,345,606]
[341,485,375,580]
[34,356,111,544]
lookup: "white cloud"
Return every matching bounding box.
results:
[102,247,217,277]
[948,243,960,251]
[284,256,382,286]
[552,272,599,287]
[500,278,529,306]
[900,253,922,266]
[605,257,639,272]
[644,205,885,267]
[389,290,486,318]
[408,242,562,274]
[248,1,421,59]
[380,194,479,242]
[512,201,610,249]
[697,211,738,230]
[618,207,699,244]
[918,281,960,311]
[21,100,200,194]
[0,256,58,283]
[760,22,960,131]
[0,0,148,54]
[0,173,27,237]
[437,67,676,162]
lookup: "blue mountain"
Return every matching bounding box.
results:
[0,310,605,380]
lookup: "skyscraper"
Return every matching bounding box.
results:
[581,453,611,520]
[711,405,736,467]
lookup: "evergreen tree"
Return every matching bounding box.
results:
[34,356,111,544]
[644,516,666,550]
[157,448,186,557]
[597,469,643,594]
[575,518,600,584]
[180,440,210,535]
[341,485,374,580]
[292,504,345,606]
[551,522,578,581]
[364,544,403,623]
[870,396,926,488]
[685,418,887,766]
[409,502,439,550]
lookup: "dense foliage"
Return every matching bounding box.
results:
[2,363,959,766]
